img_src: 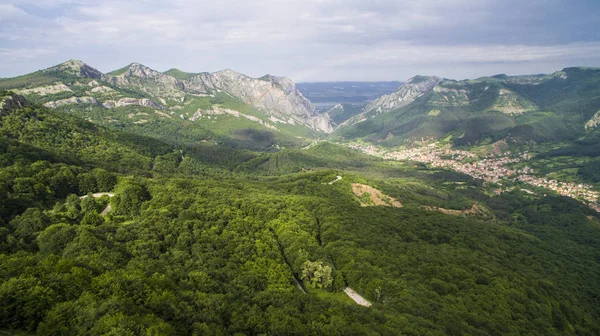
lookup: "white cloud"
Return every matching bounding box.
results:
[0,0,598,80]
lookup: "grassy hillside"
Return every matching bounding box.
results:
[326,104,364,125]
[163,68,200,80]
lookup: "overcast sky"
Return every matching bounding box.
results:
[1,0,599,81]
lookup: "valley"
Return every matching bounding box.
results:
[348,142,600,212]
[1,63,600,335]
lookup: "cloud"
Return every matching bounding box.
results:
[0,0,598,80]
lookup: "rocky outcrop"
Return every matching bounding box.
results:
[44,96,100,108]
[90,86,115,93]
[431,86,470,106]
[106,63,184,97]
[340,76,443,127]
[41,96,162,110]
[18,83,73,96]
[363,76,443,114]
[490,89,537,115]
[0,94,27,115]
[191,107,277,130]
[184,70,332,133]
[17,60,334,133]
[585,111,600,130]
[102,98,163,110]
[47,60,105,79]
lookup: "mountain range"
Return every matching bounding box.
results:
[0,60,332,138]
[336,68,600,148]
[3,61,599,154]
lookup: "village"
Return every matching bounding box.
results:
[347,142,600,213]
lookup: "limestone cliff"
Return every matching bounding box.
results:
[363,76,443,114]
[44,96,100,108]
[46,60,105,79]
[341,76,443,127]
[13,60,333,134]
[585,111,600,130]
[106,63,184,98]
[184,70,332,133]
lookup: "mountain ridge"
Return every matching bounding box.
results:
[336,67,600,147]
[2,59,333,134]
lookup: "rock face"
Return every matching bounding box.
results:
[431,86,470,107]
[0,94,27,115]
[585,111,600,130]
[102,98,163,110]
[44,96,100,108]
[42,96,163,110]
[191,107,278,130]
[340,76,443,127]
[106,63,184,97]
[47,60,105,79]
[184,70,332,133]
[490,89,537,115]
[90,86,115,94]
[18,83,73,96]
[363,76,443,114]
[15,59,333,133]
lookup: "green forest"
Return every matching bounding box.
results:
[1,92,600,335]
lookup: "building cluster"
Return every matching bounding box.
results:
[347,142,600,212]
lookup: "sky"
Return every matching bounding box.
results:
[1,0,599,82]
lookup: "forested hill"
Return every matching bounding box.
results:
[1,94,600,335]
[336,67,600,148]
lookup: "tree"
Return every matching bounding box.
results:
[112,180,150,217]
[300,260,333,289]
[37,224,77,255]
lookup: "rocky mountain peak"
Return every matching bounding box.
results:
[404,75,443,85]
[264,75,296,94]
[363,75,443,114]
[49,59,104,79]
[213,69,243,77]
[337,75,443,128]
[184,70,331,132]
[120,63,164,79]
[22,60,334,133]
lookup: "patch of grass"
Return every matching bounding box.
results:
[164,68,199,81]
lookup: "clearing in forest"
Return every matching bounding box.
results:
[351,183,403,207]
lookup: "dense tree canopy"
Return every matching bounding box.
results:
[1,95,600,335]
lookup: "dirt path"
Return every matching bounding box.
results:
[328,176,342,185]
[79,192,115,216]
[344,287,372,307]
[100,204,112,216]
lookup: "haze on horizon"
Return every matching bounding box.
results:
[1,0,599,82]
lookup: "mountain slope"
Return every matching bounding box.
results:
[0,60,333,145]
[324,103,364,126]
[336,68,600,147]
[184,70,332,132]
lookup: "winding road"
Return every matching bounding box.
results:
[344,287,372,307]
